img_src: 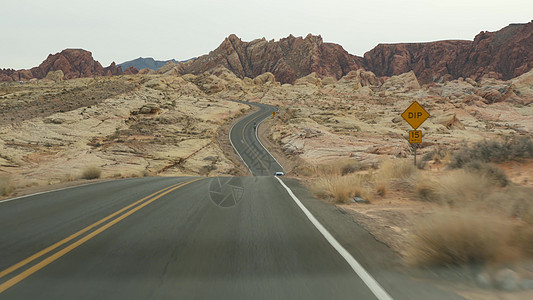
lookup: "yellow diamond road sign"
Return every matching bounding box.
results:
[401,101,430,129]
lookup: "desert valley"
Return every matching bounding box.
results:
[1,21,533,299]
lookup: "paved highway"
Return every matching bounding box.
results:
[0,102,463,299]
[229,102,283,176]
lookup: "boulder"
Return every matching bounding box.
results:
[43,70,64,82]
[294,72,322,86]
[380,71,421,92]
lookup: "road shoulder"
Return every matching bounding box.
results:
[280,177,465,300]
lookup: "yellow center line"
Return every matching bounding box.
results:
[241,111,272,176]
[0,178,202,294]
[0,181,182,279]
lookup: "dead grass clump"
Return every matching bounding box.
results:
[61,173,77,183]
[377,159,417,180]
[406,210,515,266]
[415,170,493,205]
[463,161,509,187]
[81,166,101,180]
[311,174,371,204]
[485,186,533,225]
[0,175,14,196]
[376,180,387,197]
[421,146,450,164]
[297,159,369,177]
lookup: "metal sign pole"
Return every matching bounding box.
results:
[414,143,417,166]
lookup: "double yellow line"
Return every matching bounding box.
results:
[241,111,272,176]
[0,177,202,294]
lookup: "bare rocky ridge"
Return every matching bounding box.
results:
[177,34,365,84]
[1,22,531,86]
[0,49,139,82]
[364,22,533,84]
[176,21,532,85]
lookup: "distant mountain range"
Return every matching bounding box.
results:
[118,57,178,71]
[1,21,532,83]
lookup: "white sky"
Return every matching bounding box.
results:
[1,0,532,69]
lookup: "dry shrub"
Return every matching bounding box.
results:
[416,170,493,205]
[0,175,14,196]
[449,137,533,168]
[421,146,451,164]
[61,173,77,182]
[296,159,368,177]
[463,161,509,187]
[375,180,387,197]
[311,174,371,204]
[377,159,417,180]
[485,186,533,225]
[406,210,515,266]
[81,166,101,180]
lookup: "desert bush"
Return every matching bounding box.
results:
[61,173,77,182]
[485,186,533,225]
[463,161,508,187]
[415,170,493,205]
[375,180,387,197]
[81,166,101,180]
[297,159,368,177]
[421,146,450,164]
[311,174,371,204]
[449,137,533,168]
[406,210,515,266]
[340,160,368,176]
[377,159,417,180]
[0,175,14,196]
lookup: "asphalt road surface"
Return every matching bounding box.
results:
[229,102,283,176]
[0,102,463,299]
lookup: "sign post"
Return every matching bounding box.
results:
[401,102,430,166]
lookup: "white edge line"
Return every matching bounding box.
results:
[255,107,285,172]
[275,176,393,300]
[229,114,253,175]
[0,180,110,205]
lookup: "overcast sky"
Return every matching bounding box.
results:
[1,0,532,69]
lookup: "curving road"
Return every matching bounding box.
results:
[229,102,283,176]
[0,102,463,299]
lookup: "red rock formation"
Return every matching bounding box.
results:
[363,41,471,84]
[364,21,533,84]
[1,22,531,84]
[0,49,138,81]
[179,34,365,84]
[122,66,139,75]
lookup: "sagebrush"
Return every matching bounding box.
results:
[81,166,101,180]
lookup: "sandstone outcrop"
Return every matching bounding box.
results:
[43,70,64,82]
[338,69,381,89]
[0,49,138,81]
[178,34,364,84]
[364,21,533,84]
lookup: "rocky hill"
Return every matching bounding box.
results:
[365,22,533,84]
[0,49,138,82]
[118,57,178,71]
[179,22,532,84]
[1,22,531,84]
[178,34,365,84]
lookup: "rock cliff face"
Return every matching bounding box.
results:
[364,22,533,84]
[1,22,531,84]
[0,49,136,81]
[179,34,365,84]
